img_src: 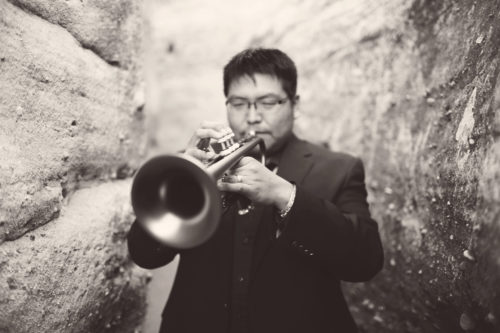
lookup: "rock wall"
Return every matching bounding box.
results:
[147,0,500,332]
[0,0,149,332]
[278,1,500,332]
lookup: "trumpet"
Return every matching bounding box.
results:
[131,134,265,249]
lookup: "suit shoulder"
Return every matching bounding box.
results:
[299,140,360,167]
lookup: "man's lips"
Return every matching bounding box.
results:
[244,130,271,137]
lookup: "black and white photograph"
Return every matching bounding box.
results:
[1,0,499,332]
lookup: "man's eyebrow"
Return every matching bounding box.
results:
[227,93,282,100]
[256,93,282,99]
[227,96,248,100]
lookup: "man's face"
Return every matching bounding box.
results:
[226,73,295,154]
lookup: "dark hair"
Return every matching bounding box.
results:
[223,48,297,100]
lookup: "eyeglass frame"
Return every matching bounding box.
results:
[225,94,291,112]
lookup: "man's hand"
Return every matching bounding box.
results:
[185,121,232,163]
[217,157,294,210]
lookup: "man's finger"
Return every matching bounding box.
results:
[237,156,261,169]
[199,122,233,136]
[185,148,214,161]
[229,157,258,172]
[195,128,227,140]
[225,167,240,175]
[220,175,241,184]
[217,180,247,194]
[199,121,227,130]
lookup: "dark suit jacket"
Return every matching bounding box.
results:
[128,135,384,333]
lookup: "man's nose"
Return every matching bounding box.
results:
[246,103,262,124]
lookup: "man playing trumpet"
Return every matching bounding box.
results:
[128,48,383,333]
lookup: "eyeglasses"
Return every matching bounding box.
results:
[225,96,289,112]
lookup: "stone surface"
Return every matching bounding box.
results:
[5,0,142,69]
[146,0,500,332]
[0,0,149,331]
[0,0,147,243]
[0,181,148,333]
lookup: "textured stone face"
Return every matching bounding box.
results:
[0,0,146,242]
[0,182,148,332]
[147,0,500,332]
[0,0,148,331]
[5,0,141,68]
[285,2,500,332]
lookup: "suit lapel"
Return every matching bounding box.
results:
[276,135,314,185]
[250,135,315,280]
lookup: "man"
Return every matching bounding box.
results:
[128,48,383,333]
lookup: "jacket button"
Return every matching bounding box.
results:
[291,240,298,247]
[224,303,228,308]
[309,252,315,256]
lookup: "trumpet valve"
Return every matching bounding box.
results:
[211,133,240,156]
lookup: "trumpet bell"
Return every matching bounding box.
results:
[131,154,221,249]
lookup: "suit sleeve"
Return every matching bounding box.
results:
[280,158,383,282]
[127,219,179,269]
